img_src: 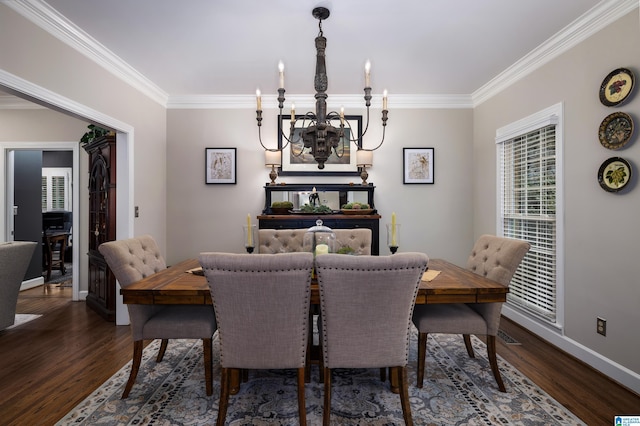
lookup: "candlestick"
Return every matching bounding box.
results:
[391,212,397,246]
[243,224,256,253]
[246,214,252,246]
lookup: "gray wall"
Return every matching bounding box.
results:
[165,107,474,265]
[473,11,640,377]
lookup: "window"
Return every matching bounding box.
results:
[496,103,563,327]
[42,168,72,212]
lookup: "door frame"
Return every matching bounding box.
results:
[1,69,134,325]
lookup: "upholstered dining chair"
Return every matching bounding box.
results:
[412,234,530,392]
[98,235,217,398]
[258,228,372,255]
[198,252,314,426]
[315,252,429,426]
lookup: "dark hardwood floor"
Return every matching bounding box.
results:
[1,285,638,425]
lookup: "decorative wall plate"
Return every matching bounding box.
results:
[598,157,632,192]
[599,68,635,107]
[598,112,634,150]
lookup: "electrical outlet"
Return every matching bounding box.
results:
[597,317,606,336]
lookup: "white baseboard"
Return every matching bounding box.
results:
[20,276,44,291]
[78,290,88,300]
[503,305,640,395]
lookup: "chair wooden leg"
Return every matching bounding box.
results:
[486,335,506,392]
[202,338,213,396]
[416,332,427,388]
[122,340,143,399]
[397,366,413,426]
[297,367,307,426]
[216,368,231,426]
[156,339,169,362]
[463,334,475,358]
[322,368,331,426]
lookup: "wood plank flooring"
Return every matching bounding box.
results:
[1,285,638,425]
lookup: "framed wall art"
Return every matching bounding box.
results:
[277,115,362,176]
[403,148,434,184]
[205,148,236,184]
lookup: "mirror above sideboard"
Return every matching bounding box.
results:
[262,183,375,213]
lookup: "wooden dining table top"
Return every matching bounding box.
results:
[120,258,508,306]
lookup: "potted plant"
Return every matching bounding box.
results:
[270,201,293,215]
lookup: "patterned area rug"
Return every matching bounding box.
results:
[56,329,584,425]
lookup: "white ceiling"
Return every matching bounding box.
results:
[3,0,636,106]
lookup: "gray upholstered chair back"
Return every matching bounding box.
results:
[98,235,166,287]
[258,228,372,255]
[315,252,429,368]
[0,241,37,329]
[98,235,167,337]
[199,252,314,369]
[465,234,530,334]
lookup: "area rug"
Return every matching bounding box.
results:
[56,329,585,425]
[44,263,73,286]
[5,314,42,330]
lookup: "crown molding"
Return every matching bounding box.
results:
[6,0,637,110]
[4,0,169,107]
[472,0,638,107]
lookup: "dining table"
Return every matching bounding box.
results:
[120,257,509,393]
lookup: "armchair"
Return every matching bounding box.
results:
[0,241,37,330]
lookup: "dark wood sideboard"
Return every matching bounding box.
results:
[258,183,381,255]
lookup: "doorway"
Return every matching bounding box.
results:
[1,72,134,325]
[3,143,80,297]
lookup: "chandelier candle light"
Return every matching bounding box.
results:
[255,6,389,172]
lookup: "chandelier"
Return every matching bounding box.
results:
[256,6,388,175]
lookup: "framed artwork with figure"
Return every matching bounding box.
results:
[403,148,434,184]
[205,148,236,184]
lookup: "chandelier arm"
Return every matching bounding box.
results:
[365,124,386,151]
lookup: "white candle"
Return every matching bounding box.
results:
[315,243,329,256]
[246,214,253,246]
[391,212,397,246]
[364,60,371,87]
[383,89,388,110]
[256,89,262,111]
[340,106,345,125]
[278,61,285,89]
[291,103,295,122]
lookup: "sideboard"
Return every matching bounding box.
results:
[258,183,381,255]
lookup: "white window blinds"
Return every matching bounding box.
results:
[498,124,558,322]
